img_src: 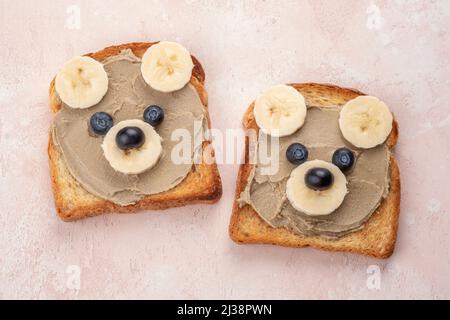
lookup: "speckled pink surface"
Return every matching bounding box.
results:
[0,0,449,299]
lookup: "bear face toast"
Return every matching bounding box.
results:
[230,83,400,258]
[49,42,222,221]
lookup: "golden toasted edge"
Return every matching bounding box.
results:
[48,42,221,221]
[229,83,400,258]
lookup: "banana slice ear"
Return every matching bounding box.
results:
[254,84,307,137]
[55,56,109,109]
[338,96,393,149]
[140,41,194,93]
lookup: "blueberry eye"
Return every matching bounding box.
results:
[143,105,164,126]
[286,143,308,165]
[90,112,113,135]
[332,148,355,172]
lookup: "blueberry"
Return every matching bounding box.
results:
[332,148,355,172]
[286,143,308,165]
[143,105,164,126]
[305,167,334,191]
[90,112,113,135]
[115,126,145,150]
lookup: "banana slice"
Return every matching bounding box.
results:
[141,41,194,93]
[55,56,109,109]
[102,119,162,175]
[286,160,348,216]
[339,96,393,149]
[254,84,307,137]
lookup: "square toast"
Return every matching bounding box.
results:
[48,42,222,221]
[229,83,400,258]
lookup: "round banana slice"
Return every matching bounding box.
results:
[141,41,194,93]
[102,119,163,175]
[254,84,307,137]
[55,56,108,109]
[339,96,393,149]
[286,160,348,216]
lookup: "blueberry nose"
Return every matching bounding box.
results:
[305,167,334,191]
[115,126,145,150]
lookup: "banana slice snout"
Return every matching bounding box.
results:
[339,96,393,149]
[102,119,163,175]
[55,56,109,109]
[286,160,348,216]
[254,84,307,137]
[141,41,194,93]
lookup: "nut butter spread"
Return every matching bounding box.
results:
[52,49,206,205]
[239,107,391,238]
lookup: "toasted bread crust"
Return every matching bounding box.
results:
[229,83,400,258]
[48,42,222,221]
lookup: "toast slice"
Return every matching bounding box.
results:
[48,42,222,221]
[229,83,400,258]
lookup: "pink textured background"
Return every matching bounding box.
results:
[0,0,449,299]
